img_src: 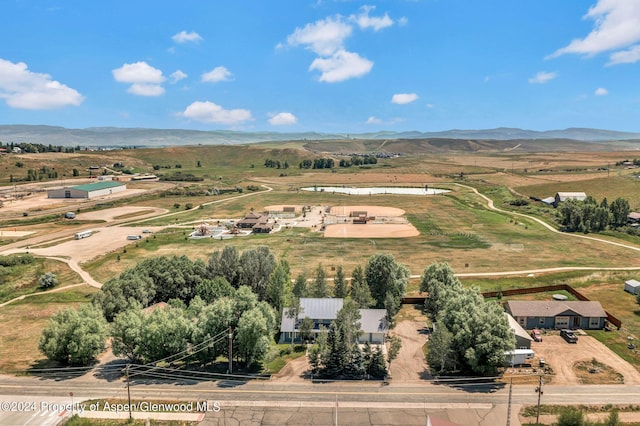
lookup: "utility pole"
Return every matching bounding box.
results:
[228,326,233,374]
[125,364,132,420]
[506,377,512,426]
[535,374,544,426]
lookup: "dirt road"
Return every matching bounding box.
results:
[272,355,310,383]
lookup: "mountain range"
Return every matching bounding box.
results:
[1,125,640,147]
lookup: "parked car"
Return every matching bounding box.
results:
[142,229,153,234]
[64,212,76,219]
[531,329,543,342]
[560,329,578,343]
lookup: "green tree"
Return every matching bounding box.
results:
[238,246,276,300]
[233,285,259,319]
[299,316,315,343]
[310,263,329,298]
[387,335,402,372]
[350,265,374,308]
[138,305,192,363]
[426,320,455,374]
[610,197,631,228]
[93,271,155,321]
[604,410,620,426]
[38,272,58,289]
[237,307,272,367]
[365,253,409,321]
[292,272,309,298]
[285,297,301,343]
[39,305,108,365]
[195,276,235,304]
[267,260,291,313]
[333,265,348,298]
[207,246,241,287]
[419,262,463,317]
[191,297,236,363]
[556,407,585,426]
[111,305,145,362]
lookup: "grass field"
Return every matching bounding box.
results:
[0,285,98,373]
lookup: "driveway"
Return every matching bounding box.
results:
[532,335,640,385]
[388,320,430,382]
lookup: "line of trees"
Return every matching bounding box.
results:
[339,155,378,167]
[0,141,79,153]
[559,196,630,233]
[421,262,514,376]
[263,158,289,169]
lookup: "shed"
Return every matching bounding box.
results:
[625,279,640,295]
[506,313,534,349]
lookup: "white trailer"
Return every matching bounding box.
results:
[74,230,93,239]
[504,349,535,366]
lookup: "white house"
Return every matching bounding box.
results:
[280,298,388,344]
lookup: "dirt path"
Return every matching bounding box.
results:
[389,320,430,382]
[271,355,310,383]
[533,335,640,385]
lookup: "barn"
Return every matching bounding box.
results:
[47,181,127,199]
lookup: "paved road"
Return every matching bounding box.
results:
[3,374,640,425]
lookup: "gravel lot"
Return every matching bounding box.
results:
[532,334,640,385]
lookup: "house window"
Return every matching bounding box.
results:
[539,317,545,325]
[589,317,600,328]
[518,317,525,326]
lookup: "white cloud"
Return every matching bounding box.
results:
[608,45,640,65]
[113,62,166,96]
[426,103,435,108]
[351,5,394,31]
[286,16,352,56]
[549,0,640,64]
[391,93,419,104]
[113,62,165,84]
[268,112,298,125]
[595,87,608,96]
[181,101,253,125]
[366,116,382,124]
[0,58,84,109]
[127,83,165,96]
[397,17,408,27]
[309,49,373,82]
[202,66,233,83]
[172,31,203,44]
[528,71,557,84]
[170,70,187,84]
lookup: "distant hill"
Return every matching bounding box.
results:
[1,125,640,148]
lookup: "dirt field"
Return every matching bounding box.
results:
[77,206,164,222]
[272,355,310,383]
[328,205,405,217]
[324,223,419,238]
[532,335,640,385]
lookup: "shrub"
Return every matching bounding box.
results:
[38,272,58,289]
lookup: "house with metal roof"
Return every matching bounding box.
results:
[504,300,607,330]
[280,298,388,344]
[47,181,126,199]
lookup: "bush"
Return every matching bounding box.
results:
[185,203,193,210]
[38,272,58,289]
[173,203,180,209]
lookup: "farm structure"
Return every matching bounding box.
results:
[236,211,267,229]
[47,181,126,199]
[624,279,640,295]
[279,298,388,344]
[504,300,607,330]
[553,191,587,207]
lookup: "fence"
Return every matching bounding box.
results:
[402,283,622,329]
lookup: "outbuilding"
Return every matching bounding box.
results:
[47,181,126,199]
[625,279,640,295]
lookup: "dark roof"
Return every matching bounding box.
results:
[505,300,606,318]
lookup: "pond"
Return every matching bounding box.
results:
[300,186,450,195]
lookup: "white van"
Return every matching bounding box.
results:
[127,235,142,240]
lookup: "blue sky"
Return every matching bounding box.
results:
[2,0,640,133]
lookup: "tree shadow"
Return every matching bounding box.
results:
[27,359,98,381]
[431,375,506,394]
